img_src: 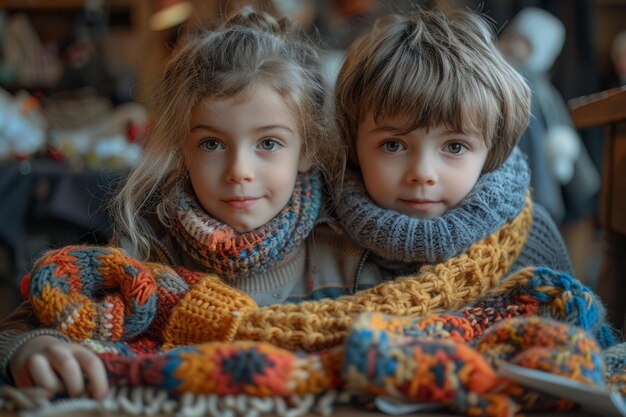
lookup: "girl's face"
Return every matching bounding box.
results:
[183,83,310,232]
[356,112,488,218]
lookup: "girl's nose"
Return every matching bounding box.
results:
[226,150,254,184]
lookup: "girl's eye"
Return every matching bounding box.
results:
[444,142,468,155]
[381,140,404,153]
[200,139,223,151]
[259,138,281,151]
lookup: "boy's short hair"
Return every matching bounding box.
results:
[335,8,531,172]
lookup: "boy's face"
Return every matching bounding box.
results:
[182,83,310,232]
[356,113,488,218]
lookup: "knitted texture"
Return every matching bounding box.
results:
[507,202,573,275]
[12,265,625,417]
[344,314,611,415]
[20,194,533,352]
[604,343,626,396]
[22,246,158,340]
[21,246,258,343]
[161,274,258,346]
[335,146,529,264]
[169,170,322,278]
[232,192,533,351]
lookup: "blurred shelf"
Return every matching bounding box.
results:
[0,0,133,10]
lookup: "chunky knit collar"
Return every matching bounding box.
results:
[168,170,322,279]
[334,147,530,264]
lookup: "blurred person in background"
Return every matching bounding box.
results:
[499,7,600,226]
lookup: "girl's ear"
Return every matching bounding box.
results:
[298,157,312,173]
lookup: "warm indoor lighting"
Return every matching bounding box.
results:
[149,0,193,31]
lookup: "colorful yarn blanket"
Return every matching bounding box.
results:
[6,244,625,417]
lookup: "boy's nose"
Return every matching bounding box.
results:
[406,155,437,185]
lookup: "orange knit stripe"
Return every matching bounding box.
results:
[32,284,98,340]
[44,247,82,291]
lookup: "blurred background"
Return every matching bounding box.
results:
[0,0,625,319]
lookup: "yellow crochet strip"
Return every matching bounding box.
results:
[163,274,258,346]
[234,192,533,352]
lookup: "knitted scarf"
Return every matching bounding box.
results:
[13,263,624,417]
[15,199,626,417]
[231,193,533,351]
[22,193,533,351]
[167,170,322,279]
[334,146,529,265]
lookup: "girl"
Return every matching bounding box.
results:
[0,6,365,400]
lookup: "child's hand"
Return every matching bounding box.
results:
[9,335,109,399]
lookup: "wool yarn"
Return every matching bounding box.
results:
[604,343,626,396]
[22,246,256,344]
[22,246,158,340]
[168,170,322,278]
[229,192,533,351]
[161,274,258,345]
[334,146,530,264]
[13,266,624,417]
[23,193,532,350]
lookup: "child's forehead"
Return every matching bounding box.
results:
[362,107,483,136]
[196,82,296,110]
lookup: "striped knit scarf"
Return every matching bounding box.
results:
[168,170,322,278]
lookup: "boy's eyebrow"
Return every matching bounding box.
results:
[368,125,484,141]
[369,125,406,134]
[441,127,482,138]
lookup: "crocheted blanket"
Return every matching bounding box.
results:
[2,247,626,417]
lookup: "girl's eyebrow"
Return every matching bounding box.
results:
[256,125,296,134]
[189,124,296,134]
[190,124,222,133]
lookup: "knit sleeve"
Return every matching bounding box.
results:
[0,300,71,383]
[0,300,41,333]
[508,203,573,275]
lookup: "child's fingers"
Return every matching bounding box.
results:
[11,363,34,390]
[73,348,109,400]
[46,346,85,397]
[26,354,64,394]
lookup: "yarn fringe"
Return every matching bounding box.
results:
[0,386,347,417]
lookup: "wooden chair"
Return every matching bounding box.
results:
[569,86,626,336]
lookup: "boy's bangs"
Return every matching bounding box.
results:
[363,46,498,143]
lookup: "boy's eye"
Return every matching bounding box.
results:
[200,139,223,151]
[259,138,281,151]
[381,140,404,153]
[444,142,468,154]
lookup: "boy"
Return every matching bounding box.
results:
[332,7,572,286]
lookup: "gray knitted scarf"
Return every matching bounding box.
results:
[334,147,530,266]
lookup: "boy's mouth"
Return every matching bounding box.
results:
[399,199,441,211]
